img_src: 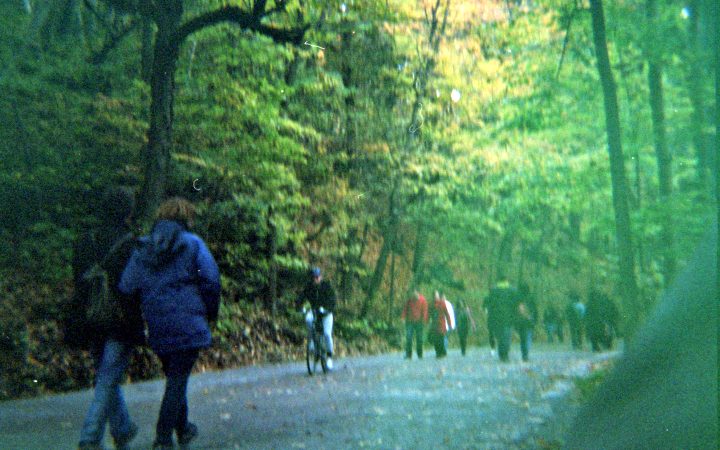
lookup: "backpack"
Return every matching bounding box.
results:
[82,232,134,330]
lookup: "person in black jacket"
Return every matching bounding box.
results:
[455,298,476,356]
[296,267,337,370]
[565,293,586,350]
[69,187,144,450]
[486,274,521,362]
[585,290,620,352]
[515,282,538,362]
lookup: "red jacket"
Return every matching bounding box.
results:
[402,294,428,324]
[431,298,452,335]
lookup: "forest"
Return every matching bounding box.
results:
[0,0,717,400]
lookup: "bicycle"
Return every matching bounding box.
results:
[305,307,329,375]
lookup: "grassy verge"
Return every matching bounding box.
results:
[574,360,615,402]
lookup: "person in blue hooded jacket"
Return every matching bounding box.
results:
[119,197,220,450]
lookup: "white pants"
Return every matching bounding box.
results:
[305,310,334,356]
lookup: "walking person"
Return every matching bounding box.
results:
[67,187,144,450]
[442,294,455,354]
[515,282,538,362]
[296,267,337,369]
[542,304,564,343]
[483,293,499,354]
[402,290,428,359]
[566,293,586,350]
[486,274,521,362]
[428,291,452,358]
[455,299,476,356]
[119,198,220,450]
[585,290,620,352]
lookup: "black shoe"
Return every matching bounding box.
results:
[177,422,198,446]
[151,442,173,450]
[114,422,138,449]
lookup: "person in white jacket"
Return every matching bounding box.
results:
[442,295,455,353]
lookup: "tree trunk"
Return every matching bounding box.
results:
[589,0,640,333]
[362,228,394,318]
[411,221,428,286]
[140,18,154,83]
[339,230,356,303]
[341,27,356,172]
[647,0,676,285]
[634,147,647,272]
[686,0,709,187]
[268,207,278,316]
[338,27,359,301]
[388,251,396,322]
[138,3,183,219]
[714,0,719,291]
[494,231,512,280]
[362,190,399,318]
[517,240,526,283]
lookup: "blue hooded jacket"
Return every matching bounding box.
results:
[119,220,220,355]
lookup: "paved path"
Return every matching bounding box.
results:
[0,345,617,449]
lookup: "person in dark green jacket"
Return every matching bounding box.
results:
[455,298,476,356]
[70,187,144,450]
[486,274,521,362]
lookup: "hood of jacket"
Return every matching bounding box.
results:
[141,220,188,267]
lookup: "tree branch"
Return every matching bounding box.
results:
[173,5,308,50]
[83,0,111,29]
[555,2,578,80]
[88,21,137,65]
[252,0,268,18]
[264,0,289,18]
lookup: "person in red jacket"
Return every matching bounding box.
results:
[428,291,452,358]
[402,290,428,359]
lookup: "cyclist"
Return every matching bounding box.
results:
[296,267,337,369]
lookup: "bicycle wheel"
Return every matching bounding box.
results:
[306,338,317,376]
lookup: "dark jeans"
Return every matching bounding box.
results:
[155,349,199,445]
[497,325,512,361]
[517,327,532,361]
[458,327,469,355]
[588,323,614,352]
[405,322,424,358]
[545,322,564,343]
[488,318,499,349]
[431,332,447,358]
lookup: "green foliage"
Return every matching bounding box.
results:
[0,300,30,399]
[0,0,714,397]
[574,361,616,403]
